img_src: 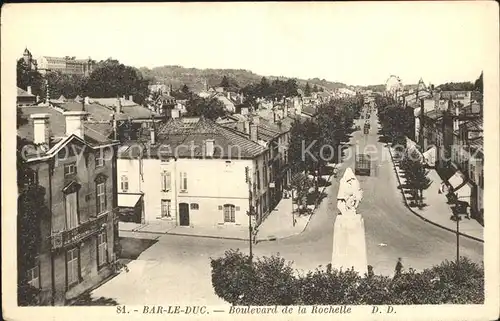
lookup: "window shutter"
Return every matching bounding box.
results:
[218,205,223,210]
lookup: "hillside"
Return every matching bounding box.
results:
[138,65,348,93]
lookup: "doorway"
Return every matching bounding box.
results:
[179,203,190,226]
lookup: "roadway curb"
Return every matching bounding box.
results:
[386,145,484,243]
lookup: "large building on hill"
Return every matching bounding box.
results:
[37,56,96,76]
[21,48,96,76]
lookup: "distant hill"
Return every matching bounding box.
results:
[358,84,386,92]
[138,65,348,93]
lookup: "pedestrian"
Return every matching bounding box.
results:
[394,257,403,277]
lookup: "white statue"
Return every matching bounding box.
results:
[332,167,368,275]
[337,167,363,216]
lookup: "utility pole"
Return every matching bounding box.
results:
[245,166,253,262]
[456,209,460,269]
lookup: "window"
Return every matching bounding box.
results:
[161,199,171,218]
[121,175,129,192]
[24,168,38,186]
[223,204,235,223]
[161,171,171,191]
[95,151,105,168]
[64,163,77,176]
[479,170,484,188]
[27,266,40,288]
[256,169,260,189]
[180,172,187,191]
[65,192,79,229]
[470,164,475,182]
[190,203,199,210]
[97,232,108,268]
[96,182,106,214]
[67,248,80,287]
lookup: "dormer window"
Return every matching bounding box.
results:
[64,163,77,176]
[95,150,105,168]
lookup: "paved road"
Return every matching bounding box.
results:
[91,110,483,304]
[255,110,483,275]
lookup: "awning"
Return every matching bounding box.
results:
[118,193,142,208]
[423,146,437,167]
[455,182,472,204]
[448,171,465,190]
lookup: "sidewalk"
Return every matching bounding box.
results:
[118,167,336,242]
[256,164,337,241]
[255,195,313,241]
[388,146,483,242]
[119,221,250,241]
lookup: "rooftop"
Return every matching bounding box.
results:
[17,106,116,156]
[17,87,35,97]
[120,117,266,160]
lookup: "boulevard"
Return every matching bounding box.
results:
[89,110,483,305]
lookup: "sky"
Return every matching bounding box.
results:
[2,2,496,86]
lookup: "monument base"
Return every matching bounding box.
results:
[331,215,368,276]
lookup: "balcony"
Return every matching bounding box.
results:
[51,213,109,250]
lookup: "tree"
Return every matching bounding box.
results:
[436,82,474,91]
[304,82,311,96]
[220,75,230,89]
[312,84,319,92]
[185,96,226,119]
[401,148,431,207]
[290,173,314,212]
[17,58,45,99]
[45,71,88,99]
[86,58,150,104]
[211,251,484,305]
[474,72,483,94]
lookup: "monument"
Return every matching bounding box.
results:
[332,167,368,275]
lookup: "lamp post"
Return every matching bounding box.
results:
[291,189,296,227]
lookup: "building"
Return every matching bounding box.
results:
[17,87,37,106]
[116,117,272,230]
[22,48,38,71]
[415,91,484,224]
[37,56,96,76]
[17,107,120,305]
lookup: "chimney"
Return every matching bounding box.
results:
[63,111,89,139]
[27,86,32,95]
[84,96,90,105]
[244,120,250,135]
[227,92,231,100]
[250,124,258,142]
[116,98,122,114]
[241,107,249,116]
[150,126,156,145]
[129,95,133,102]
[171,109,180,119]
[240,93,244,104]
[453,102,460,132]
[252,115,260,125]
[30,113,51,145]
[36,95,40,103]
[122,95,126,100]
[205,139,215,157]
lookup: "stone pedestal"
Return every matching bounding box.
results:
[331,214,368,276]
